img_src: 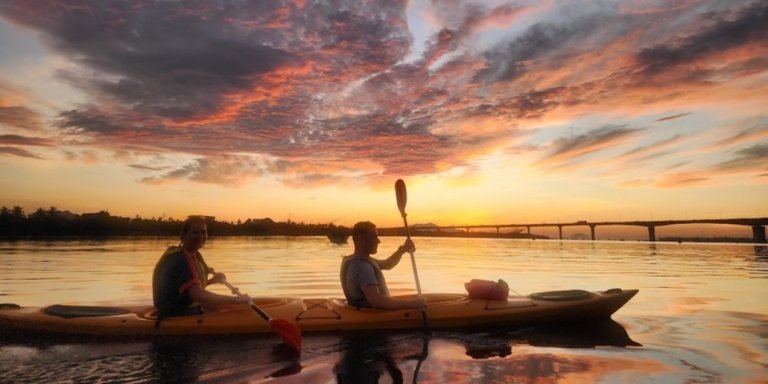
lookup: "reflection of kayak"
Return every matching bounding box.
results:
[0,288,637,337]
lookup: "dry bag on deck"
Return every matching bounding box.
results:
[464,279,509,301]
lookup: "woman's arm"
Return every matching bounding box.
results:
[188,284,250,305]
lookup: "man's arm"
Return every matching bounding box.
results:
[362,284,425,310]
[376,239,415,270]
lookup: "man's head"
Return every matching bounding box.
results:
[180,215,208,251]
[352,221,380,255]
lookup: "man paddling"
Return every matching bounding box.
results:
[340,221,426,310]
[153,215,251,317]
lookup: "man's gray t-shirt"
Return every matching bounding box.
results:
[342,257,385,307]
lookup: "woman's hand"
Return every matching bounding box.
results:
[208,272,227,285]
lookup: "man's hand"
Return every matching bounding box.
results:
[401,238,416,253]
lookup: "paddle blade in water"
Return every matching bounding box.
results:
[270,319,302,355]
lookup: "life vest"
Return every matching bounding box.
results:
[340,255,389,307]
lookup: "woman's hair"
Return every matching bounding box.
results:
[181,215,208,236]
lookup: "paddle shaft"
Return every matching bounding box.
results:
[207,270,302,355]
[396,179,429,330]
[220,280,271,322]
[400,213,424,296]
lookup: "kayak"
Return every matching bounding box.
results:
[0,288,637,337]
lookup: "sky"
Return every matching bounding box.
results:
[0,0,766,238]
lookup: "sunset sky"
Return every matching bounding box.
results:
[0,1,766,237]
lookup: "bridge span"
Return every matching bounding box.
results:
[429,217,768,243]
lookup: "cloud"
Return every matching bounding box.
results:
[714,143,768,172]
[1,0,767,189]
[654,172,711,188]
[0,106,45,131]
[0,133,54,146]
[139,156,265,187]
[129,164,170,172]
[634,1,768,81]
[656,112,691,122]
[615,134,684,162]
[0,146,43,159]
[714,124,768,149]
[541,125,643,166]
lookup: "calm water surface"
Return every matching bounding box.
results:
[1,237,766,383]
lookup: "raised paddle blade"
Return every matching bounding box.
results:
[269,318,302,355]
[395,179,407,215]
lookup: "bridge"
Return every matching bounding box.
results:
[427,217,768,243]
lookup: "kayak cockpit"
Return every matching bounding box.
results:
[44,305,132,319]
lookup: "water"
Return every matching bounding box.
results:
[1,237,766,383]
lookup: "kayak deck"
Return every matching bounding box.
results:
[0,288,638,337]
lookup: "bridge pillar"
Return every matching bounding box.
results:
[558,225,563,240]
[496,226,500,234]
[526,226,531,234]
[648,226,656,242]
[753,226,767,244]
[589,225,596,240]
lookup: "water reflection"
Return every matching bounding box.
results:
[754,245,767,259]
[459,319,639,359]
[333,335,405,384]
[2,237,767,382]
[150,339,201,383]
[328,321,640,384]
[513,319,641,348]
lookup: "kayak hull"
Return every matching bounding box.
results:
[0,289,637,337]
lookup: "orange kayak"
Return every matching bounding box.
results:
[0,288,637,337]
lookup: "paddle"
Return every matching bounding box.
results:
[395,179,429,330]
[213,274,302,355]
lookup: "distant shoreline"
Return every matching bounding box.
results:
[0,207,757,244]
[0,232,756,244]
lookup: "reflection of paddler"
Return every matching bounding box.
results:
[150,339,199,383]
[333,336,403,384]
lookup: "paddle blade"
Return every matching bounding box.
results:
[395,179,407,214]
[270,319,302,355]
